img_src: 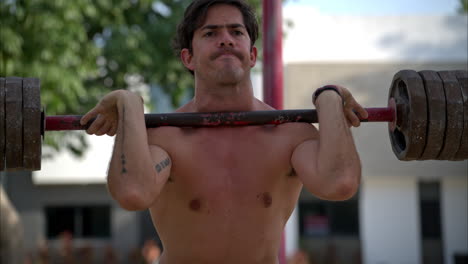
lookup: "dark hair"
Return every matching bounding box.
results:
[173,0,259,58]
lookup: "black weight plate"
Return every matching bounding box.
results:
[23,78,42,170]
[437,71,464,160]
[388,70,427,161]
[5,77,23,170]
[454,70,468,160]
[418,71,446,160]
[0,77,5,170]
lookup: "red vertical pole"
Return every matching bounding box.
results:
[263,1,286,264]
[263,0,283,110]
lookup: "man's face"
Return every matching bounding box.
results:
[181,4,257,85]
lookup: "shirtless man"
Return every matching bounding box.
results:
[80,0,368,263]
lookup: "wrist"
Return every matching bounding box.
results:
[116,90,144,108]
[314,91,343,107]
[313,85,343,106]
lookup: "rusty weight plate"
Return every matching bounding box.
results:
[388,70,427,160]
[418,71,446,160]
[5,77,23,170]
[454,70,468,160]
[437,71,464,160]
[23,78,42,170]
[0,78,5,170]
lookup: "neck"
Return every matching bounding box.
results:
[191,78,256,112]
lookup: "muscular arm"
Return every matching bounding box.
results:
[291,91,361,201]
[83,90,171,210]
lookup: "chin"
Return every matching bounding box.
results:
[215,68,244,84]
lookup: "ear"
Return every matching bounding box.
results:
[180,48,195,71]
[249,46,257,68]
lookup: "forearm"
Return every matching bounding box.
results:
[107,91,158,209]
[315,92,361,193]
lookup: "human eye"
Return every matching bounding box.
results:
[203,31,214,37]
[233,30,244,36]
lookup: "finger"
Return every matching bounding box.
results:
[351,109,367,121]
[86,115,106,134]
[95,121,112,136]
[347,96,367,118]
[345,97,367,120]
[345,108,361,127]
[336,85,349,98]
[355,104,368,120]
[80,107,100,126]
[107,122,118,136]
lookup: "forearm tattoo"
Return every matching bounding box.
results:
[120,106,128,174]
[155,157,171,173]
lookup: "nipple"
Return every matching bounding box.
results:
[189,199,201,211]
[257,192,272,208]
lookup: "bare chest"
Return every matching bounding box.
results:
[152,126,299,203]
[172,126,292,175]
[148,126,305,252]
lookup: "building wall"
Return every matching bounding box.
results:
[442,175,468,264]
[360,176,421,264]
[284,62,468,264]
[3,171,139,261]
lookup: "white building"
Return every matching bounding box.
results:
[282,8,468,264]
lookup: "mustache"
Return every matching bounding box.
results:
[210,47,244,61]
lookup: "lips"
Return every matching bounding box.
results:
[218,53,235,58]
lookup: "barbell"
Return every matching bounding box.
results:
[1,69,467,171]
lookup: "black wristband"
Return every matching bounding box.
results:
[312,85,343,105]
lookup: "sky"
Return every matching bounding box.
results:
[280,0,468,63]
[284,0,462,15]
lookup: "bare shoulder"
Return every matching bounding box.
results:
[253,98,275,111]
[146,101,195,146]
[280,122,318,145]
[254,99,318,142]
[147,126,181,146]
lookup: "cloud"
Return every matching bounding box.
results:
[283,6,468,63]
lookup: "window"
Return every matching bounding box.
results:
[330,201,359,236]
[419,182,442,239]
[419,181,444,264]
[299,200,359,237]
[45,205,110,239]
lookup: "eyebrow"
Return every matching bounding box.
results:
[200,23,246,31]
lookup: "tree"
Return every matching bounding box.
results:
[459,0,468,13]
[1,0,266,158]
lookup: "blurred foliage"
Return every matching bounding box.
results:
[459,0,468,13]
[0,0,273,158]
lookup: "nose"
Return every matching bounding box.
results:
[218,30,234,47]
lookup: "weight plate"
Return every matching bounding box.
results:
[388,70,427,161]
[23,78,42,170]
[0,78,5,170]
[437,71,464,160]
[454,70,468,160]
[418,71,446,160]
[5,77,23,170]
